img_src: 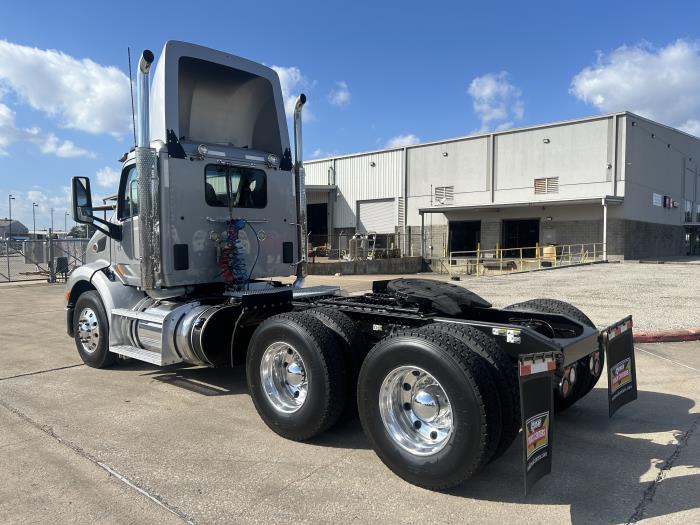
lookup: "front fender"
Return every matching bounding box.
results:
[65,262,145,335]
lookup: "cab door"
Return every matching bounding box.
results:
[114,164,142,286]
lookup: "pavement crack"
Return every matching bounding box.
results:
[0,363,85,381]
[243,451,356,513]
[0,397,195,524]
[626,413,700,524]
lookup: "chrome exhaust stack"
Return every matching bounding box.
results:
[135,49,160,291]
[136,50,154,147]
[293,94,307,287]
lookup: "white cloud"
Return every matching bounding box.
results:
[385,134,420,148]
[96,166,120,188]
[309,148,340,159]
[468,71,524,132]
[40,133,94,158]
[95,166,121,188]
[328,81,351,107]
[271,65,315,121]
[570,39,700,136]
[0,101,93,158]
[0,40,132,136]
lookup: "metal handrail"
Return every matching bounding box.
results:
[447,242,606,277]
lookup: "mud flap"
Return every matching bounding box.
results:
[602,316,637,417]
[518,352,559,495]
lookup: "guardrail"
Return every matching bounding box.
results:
[446,242,606,277]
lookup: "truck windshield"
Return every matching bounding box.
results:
[205,165,267,208]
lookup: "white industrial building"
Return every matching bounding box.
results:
[304,112,700,260]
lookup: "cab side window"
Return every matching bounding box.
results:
[118,167,139,220]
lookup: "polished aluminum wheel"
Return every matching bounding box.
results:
[260,342,308,414]
[379,366,453,456]
[77,307,100,354]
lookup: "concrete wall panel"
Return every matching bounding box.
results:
[494,118,612,203]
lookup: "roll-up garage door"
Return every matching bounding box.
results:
[357,198,395,233]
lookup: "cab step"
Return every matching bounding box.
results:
[109,344,164,365]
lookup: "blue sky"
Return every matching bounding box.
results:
[2,0,700,230]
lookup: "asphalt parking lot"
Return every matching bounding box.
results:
[1,270,699,524]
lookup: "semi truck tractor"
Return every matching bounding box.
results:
[66,41,636,491]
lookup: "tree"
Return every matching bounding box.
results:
[68,225,88,238]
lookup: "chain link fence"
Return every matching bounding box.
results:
[0,237,89,283]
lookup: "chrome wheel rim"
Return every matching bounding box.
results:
[379,366,453,456]
[77,307,100,354]
[260,342,308,414]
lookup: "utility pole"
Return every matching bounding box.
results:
[64,211,69,237]
[50,207,54,237]
[8,194,15,239]
[32,203,38,240]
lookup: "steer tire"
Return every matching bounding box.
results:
[357,329,501,490]
[420,323,520,461]
[504,298,603,412]
[73,291,116,368]
[306,307,368,419]
[246,312,347,441]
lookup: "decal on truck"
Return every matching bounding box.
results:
[610,357,633,400]
[525,411,550,463]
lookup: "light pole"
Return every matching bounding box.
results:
[8,194,15,240]
[50,207,54,236]
[32,203,38,240]
[64,211,69,237]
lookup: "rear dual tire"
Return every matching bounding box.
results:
[357,329,502,490]
[246,311,347,441]
[419,323,520,461]
[504,298,604,412]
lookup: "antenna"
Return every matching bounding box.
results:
[127,47,137,146]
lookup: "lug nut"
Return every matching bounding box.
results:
[413,420,422,429]
[430,431,438,439]
[293,391,299,398]
[403,383,411,391]
[403,402,411,410]
[412,370,420,377]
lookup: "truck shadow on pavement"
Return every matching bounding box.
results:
[111,361,699,523]
[451,389,699,525]
[131,362,251,397]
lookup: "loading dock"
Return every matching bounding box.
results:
[448,220,481,253]
[502,219,539,257]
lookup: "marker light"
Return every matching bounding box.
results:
[198,144,208,156]
[266,153,280,167]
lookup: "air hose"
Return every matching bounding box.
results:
[218,218,249,285]
[217,218,261,287]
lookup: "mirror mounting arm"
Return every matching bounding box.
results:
[91,215,122,241]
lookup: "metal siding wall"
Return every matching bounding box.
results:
[334,150,402,228]
[357,199,395,233]
[306,190,328,205]
[303,160,333,185]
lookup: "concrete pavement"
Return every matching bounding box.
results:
[1,282,699,524]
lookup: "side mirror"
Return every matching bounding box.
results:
[71,176,94,224]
